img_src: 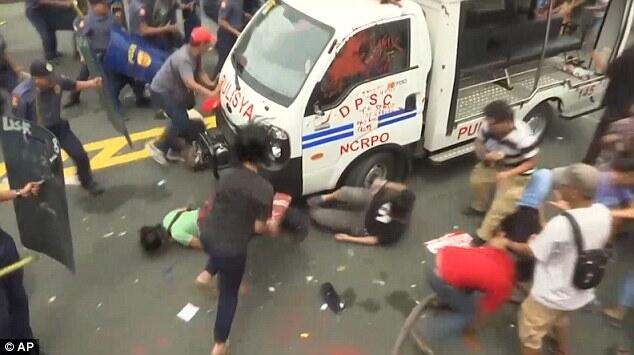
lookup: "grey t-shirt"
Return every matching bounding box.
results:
[81,11,115,53]
[35,76,76,127]
[200,166,274,257]
[150,44,199,106]
[218,0,244,30]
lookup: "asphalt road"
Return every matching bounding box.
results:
[0,4,632,355]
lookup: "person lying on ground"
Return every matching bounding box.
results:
[307,179,415,246]
[139,207,203,251]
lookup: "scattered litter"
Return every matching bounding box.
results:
[415,300,421,305]
[453,225,459,230]
[117,232,127,237]
[336,265,347,272]
[420,260,426,264]
[133,278,139,285]
[372,280,386,286]
[207,309,213,314]
[321,282,344,314]
[276,282,282,286]
[556,136,564,140]
[163,265,174,279]
[425,232,473,254]
[82,217,89,223]
[268,286,276,293]
[300,333,310,339]
[96,327,101,333]
[347,248,355,257]
[320,303,328,311]
[177,303,200,322]
[102,232,115,238]
[96,302,103,309]
[509,323,516,328]
[410,284,417,288]
[157,179,167,187]
[121,216,127,220]
[305,276,314,283]
[48,296,56,304]
[339,302,345,309]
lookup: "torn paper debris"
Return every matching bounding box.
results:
[177,303,200,322]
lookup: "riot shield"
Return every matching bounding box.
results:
[77,34,133,147]
[0,115,75,272]
[150,0,177,26]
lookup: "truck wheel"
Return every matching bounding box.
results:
[344,152,397,188]
[523,103,553,143]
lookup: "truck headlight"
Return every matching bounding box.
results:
[265,125,290,171]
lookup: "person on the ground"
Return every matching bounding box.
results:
[214,0,245,77]
[464,100,540,243]
[65,0,148,109]
[0,181,41,340]
[497,163,612,355]
[499,168,553,282]
[17,60,104,195]
[198,123,279,355]
[139,207,203,252]
[128,0,182,52]
[583,46,634,164]
[308,180,415,246]
[0,34,22,115]
[25,0,76,61]
[425,234,516,351]
[146,26,218,166]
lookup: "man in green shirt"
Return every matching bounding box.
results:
[139,207,203,251]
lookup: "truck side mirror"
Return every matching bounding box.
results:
[314,101,324,117]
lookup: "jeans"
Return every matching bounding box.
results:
[47,121,94,188]
[214,30,237,77]
[204,254,247,342]
[183,7,201,43]
[150,90,192,154]
[0,228,33,339]
[308,186,372,235]
[26,7,74,59]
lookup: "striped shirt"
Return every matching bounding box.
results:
[477,121,540,173]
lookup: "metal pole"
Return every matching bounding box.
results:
[0,256,36,278]
[532,0,556,94]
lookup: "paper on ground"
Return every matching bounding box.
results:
[424,232,473,254]
[177,303,200,322]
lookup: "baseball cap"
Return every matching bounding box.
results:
[190,26,215,45]
[552,163,600,199]
[30,59,54,77]
[518,169,553,209]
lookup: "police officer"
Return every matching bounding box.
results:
[0,34,22,115]
[181,0,201,42]
[214,0,245,77]
[10,79,37,122]
[65,0,148,109]
[146,26,217,165]
[0,182,41,340]
[25,0,76,61]
[17,60,104,195]
[128,0,182,53]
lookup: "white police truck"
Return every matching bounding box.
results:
[212,0,633,196]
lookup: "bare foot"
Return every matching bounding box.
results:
[196,270,214,289]
[211,343,227,355]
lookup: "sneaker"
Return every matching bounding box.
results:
[85,181,105,196]
[462,206,486,217]
[154,110,168,120]
[145,141,168,166]
[166,149,185,162]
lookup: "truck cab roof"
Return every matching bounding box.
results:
[283,0,423,33]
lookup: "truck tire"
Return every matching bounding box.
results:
[344,152,398,188]
[523,103,553,144]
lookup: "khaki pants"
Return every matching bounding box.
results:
[518,295,570,350]
[470,162,530,240]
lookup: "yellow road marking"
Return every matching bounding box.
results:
[0,116,216,183]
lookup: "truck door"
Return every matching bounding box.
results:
[301,18,428,193]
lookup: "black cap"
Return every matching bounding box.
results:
[30,59,54,77]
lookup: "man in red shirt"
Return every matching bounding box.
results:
[426,240,516,349]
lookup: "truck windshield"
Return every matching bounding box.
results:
[232,2,334,107]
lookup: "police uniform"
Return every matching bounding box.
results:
[69,8,145,109]
[25,0,76,60]
[215,0,244,76]
[0,35,20,115]
[24,61,102,194]
[0,228,33,340]
[10,79,37,122]
[181,0,201,42]
[129,0,181,52]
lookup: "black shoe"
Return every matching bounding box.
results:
[154,110,168,120]
[462,206,485,217]
[63,95,81,109]
[471,234,487,247]
[85,182,105,196]
[46,52,63,63]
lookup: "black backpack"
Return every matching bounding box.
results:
[561,212,610,290]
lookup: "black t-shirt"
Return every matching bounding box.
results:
[200,166,273,256]
[364,187,410,246]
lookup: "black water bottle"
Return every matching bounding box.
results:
[321,282,344,314]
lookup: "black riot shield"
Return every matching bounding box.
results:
[0,115,75,272]
[77,34,133,147]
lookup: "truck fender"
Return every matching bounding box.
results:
[333,143,411,188]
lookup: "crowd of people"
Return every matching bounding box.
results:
[0,0,632,355]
